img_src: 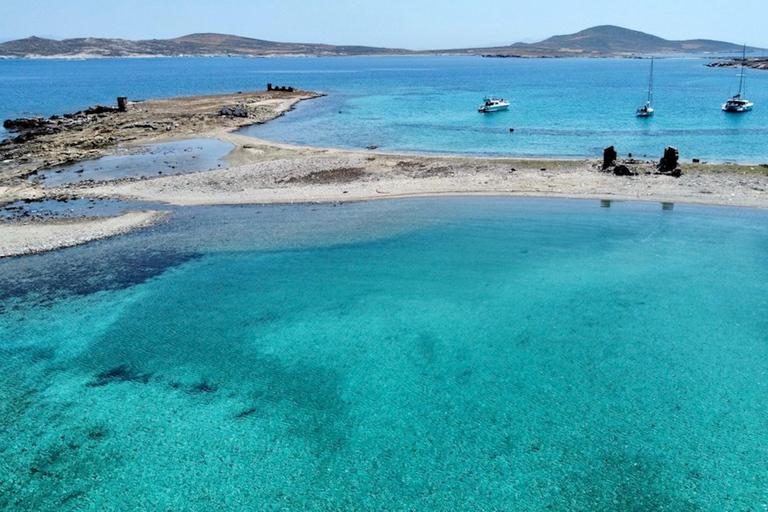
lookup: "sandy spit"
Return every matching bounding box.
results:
[75,133,768,209]
[0,210,169,258]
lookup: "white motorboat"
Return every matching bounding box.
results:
[478,97,510,113]
[636,58,655,117]
[723,46,753,113]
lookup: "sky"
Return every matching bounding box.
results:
[1,0,767,50]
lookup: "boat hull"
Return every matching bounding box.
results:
[636,107,654,117]
[722,103,753,113]
[478,103,510,113]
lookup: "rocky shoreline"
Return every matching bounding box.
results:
[706,58,768,71]
[0,89,321,183]
[2,88,768,258]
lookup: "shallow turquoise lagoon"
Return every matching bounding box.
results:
[2,197,768,510]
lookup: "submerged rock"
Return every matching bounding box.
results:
[86,364,152,387]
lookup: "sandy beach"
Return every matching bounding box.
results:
[2,89,768,258]
[0,210,168,257]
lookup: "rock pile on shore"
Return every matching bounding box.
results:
[601,145,682,177]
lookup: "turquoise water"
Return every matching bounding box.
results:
[2,197,768,509]
[2,56,767,161]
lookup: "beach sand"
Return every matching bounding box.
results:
[0,210,168,258]
[2,91,768,257]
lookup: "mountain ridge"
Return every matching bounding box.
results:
[0,26,762,59]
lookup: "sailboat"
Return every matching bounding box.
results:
[636,58,654,117]
[722,45,753,113]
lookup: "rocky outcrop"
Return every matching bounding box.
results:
[0,89,320,183]
[602,146,617,170]
[657,146,681,177]
[220,106,248,118]
[3,117,47,131]
[600,145,684,177]
[707,58,768,71]
[612,164,636,176]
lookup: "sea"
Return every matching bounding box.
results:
[1,55,768,162]
[2,56,768,510]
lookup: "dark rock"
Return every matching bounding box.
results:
[82,105,118,115]
[603,146,617,170]
[658,146,682,177]
[3,116,47,132]
[658,146,679,172]
[220,106,248,118]
[613,164,637,176]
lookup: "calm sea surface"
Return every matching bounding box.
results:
[1,56,767,161]
[2,57,768,509]
[2,197,768,509]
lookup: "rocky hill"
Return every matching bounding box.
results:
[0,33,412,58]
[444,26,762,57]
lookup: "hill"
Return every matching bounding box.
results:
[0,33,412,58]
[441,26,761,57]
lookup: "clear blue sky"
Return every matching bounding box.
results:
[1,0,766,49]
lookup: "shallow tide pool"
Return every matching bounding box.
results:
[36,138,233,187]
[1,197,767,510]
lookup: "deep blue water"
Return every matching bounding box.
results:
[2,197,768,509]
[1,56,767,161]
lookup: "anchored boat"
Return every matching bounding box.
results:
[478,97,510,113]
[636,58,655,117]
[723,46,753,113]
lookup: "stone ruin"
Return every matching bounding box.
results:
[601,146,682,177]
[657,146,681,177]
[266,83,295,92]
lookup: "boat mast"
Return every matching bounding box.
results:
[647,57,654,107]
[738,44,746,98]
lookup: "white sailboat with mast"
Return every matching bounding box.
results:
[722,45,753,113]
[636,58,654,117]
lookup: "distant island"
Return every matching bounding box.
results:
[0,33,412,58]
[0,25,763,59]
[454,25,762,57]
